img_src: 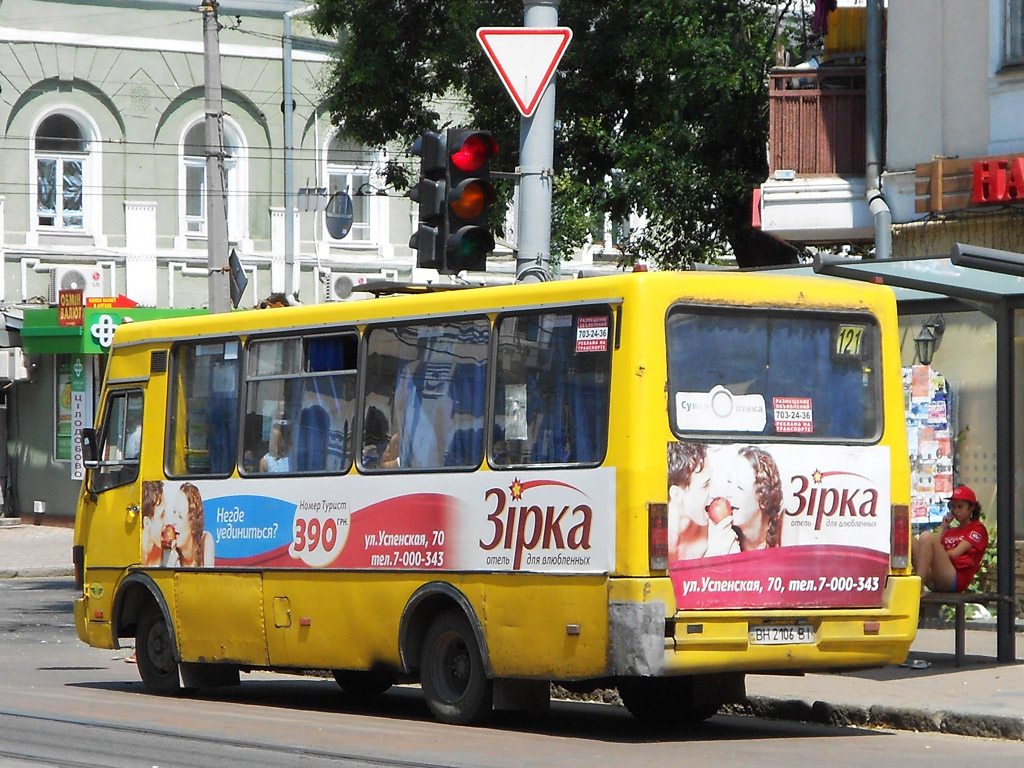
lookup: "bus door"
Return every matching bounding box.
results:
[83,387,146,572]
[161,338,269,667]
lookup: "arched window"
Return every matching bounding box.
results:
[181,120,246,241]
[35,114,89,229]
[325,135,375,242]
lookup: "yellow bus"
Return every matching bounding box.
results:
[73,271,918,725]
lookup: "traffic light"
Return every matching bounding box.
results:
[408,130,447,270]
[444,129,498,273]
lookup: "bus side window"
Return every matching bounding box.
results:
[91,389,143,494]
[241,333,357,476]
[491,309,612,467]
[166,341,240,477]
[362,319,488,471]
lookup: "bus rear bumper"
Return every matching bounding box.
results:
[663,575,921,674]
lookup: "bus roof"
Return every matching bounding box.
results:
[108,270,896,350]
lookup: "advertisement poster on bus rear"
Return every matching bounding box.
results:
[139,468,616,575]
[666,442,892,610]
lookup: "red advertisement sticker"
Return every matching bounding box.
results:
[576,316,609,352]
[773,396,813,433]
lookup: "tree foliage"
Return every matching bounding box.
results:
[311,0,798,268]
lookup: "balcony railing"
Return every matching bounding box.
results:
[768,66,868,176]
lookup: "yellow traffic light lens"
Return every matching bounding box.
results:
[450,182,486,219]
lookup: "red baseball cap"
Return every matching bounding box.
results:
[950,485,978,504]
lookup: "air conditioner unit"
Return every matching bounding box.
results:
[0,348,31,382]
[49,265,105,304]
[328,271,385,301]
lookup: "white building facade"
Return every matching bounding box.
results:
[0,0,416,518]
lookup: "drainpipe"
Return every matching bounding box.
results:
[866,0,891,259]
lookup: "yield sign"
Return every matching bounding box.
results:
[476,27,573,118]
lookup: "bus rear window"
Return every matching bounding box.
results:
[666,308,881,441]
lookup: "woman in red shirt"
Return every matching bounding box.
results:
[912,485,989,593]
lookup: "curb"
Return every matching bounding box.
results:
[0,567,74,579]
[734,695,1024,741]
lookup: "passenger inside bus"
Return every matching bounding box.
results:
[259,419,291,473]
[361,406,393,467]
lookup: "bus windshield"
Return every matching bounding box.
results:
[666,307,882,441]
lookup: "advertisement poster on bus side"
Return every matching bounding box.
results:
[140,468,615,575]
[666,442,891,610]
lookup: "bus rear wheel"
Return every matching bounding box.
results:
[333,670,393,698]
[618,677,720,726]
[420,610,492,725]
[135,604,181,694]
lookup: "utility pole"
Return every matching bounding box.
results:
[515,0,561,283]
[202,0,231,313]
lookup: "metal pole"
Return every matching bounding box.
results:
[516,0,560,283]
[282,5,317,300]
[995,299,1016,663]
[865,0,891,259]
[283,11,295,297]
[202,0,230,313]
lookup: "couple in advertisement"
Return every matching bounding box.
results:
[665,439,895,610]
[141,480,215,568]
[668,442,784,562]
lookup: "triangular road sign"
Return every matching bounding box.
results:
[477,27,573,118]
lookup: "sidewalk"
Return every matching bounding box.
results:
[742,627,1024,740]
[2,520,1022,739]
[0,519,74,578]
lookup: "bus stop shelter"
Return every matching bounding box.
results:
[755,243,1024,662]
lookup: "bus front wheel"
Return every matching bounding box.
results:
[136,604,181,694]
[333,670,393,698]
[420,610,492,725]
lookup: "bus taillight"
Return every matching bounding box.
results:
[648,502,668,571]
[890,504,910,570]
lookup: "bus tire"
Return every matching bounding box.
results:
[333,670,393,698]
[420,610,492,725]
[618,677,719,726]
[135,603,181,694]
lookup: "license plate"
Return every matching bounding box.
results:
[749,624,815,645]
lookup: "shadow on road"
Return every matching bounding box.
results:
[67,675,887,745]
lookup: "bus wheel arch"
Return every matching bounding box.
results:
[113,573,174,650]
[398,582,491,676]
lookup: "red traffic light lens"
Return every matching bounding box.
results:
[451,133,497,173]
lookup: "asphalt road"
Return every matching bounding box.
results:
[2,577,1023,767]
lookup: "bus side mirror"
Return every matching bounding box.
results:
[81,428,99,469]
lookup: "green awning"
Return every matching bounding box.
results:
[21,307,206,355]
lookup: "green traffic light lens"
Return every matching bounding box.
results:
[457,228,494,257]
